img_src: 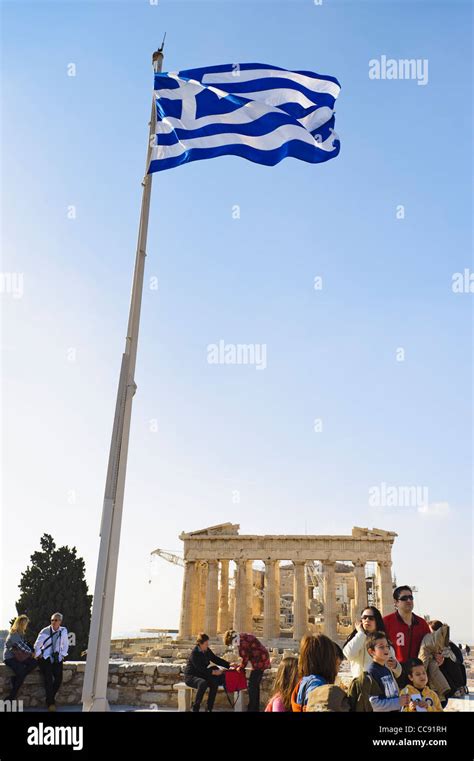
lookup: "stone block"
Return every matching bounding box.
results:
[156,664,181,676]
[139,691,169,704]
[106,688,119,703]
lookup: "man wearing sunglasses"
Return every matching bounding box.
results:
[34,612,69,711]
[383,586,430,686]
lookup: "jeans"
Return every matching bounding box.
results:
[5,656,37,699]
[38,657,63,706]
[185,674,224,711]
[247,669,264,712]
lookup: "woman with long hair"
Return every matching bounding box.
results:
[265,655,299,712]
[343,606,401,679]
[3,615,37,701]
[291,633,338,711]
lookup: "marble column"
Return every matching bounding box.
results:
[229,569,236,630]
[377,560,393,617]
[263,560,279,640]
[293,561,308,641]
[275,562,281,637]
[353,560,367,621]
[194,561,207,634]
[323,560,337,639]
[191,562,201,635]
[244,560,254,632]
[204,560,219,637]
[218,560,230,633]
[234,560,247,632]
[179,560,196,639]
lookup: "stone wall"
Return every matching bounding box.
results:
[0,661,278,710]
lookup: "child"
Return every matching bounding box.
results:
[291,633,338,711]
[366,631,410,712]
[400,658,443,712]
[265,655,299,712]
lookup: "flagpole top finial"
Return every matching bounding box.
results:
[152,33,166,72]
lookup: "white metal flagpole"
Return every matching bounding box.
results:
[82,45,164,712]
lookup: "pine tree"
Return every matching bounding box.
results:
[14,534,92,660]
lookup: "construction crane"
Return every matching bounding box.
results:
[151,548,184,567]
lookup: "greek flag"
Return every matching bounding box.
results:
[149,63,341,173]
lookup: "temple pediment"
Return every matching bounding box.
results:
[180,522,240,539]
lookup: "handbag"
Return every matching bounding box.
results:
[225,668,247,693]
[223,668,248,709]
[12,645,32,663]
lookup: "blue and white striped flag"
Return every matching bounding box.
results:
[149,63,341,173]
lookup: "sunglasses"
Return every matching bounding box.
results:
[361,615,375,621]
[398,595,414,601]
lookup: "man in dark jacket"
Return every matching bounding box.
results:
[184,633,230,712]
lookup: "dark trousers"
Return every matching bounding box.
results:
[185,674,224,711]
[5,657,37,700]
[247,669,264,712]
[441,659,467,695]
[39,657,63,706]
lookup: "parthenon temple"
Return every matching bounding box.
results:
[178,524,397,642]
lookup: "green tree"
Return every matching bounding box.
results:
[14,534,92,660]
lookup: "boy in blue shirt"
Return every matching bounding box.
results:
[366,631,410,712]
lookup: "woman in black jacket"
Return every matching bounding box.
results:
[184,633,230,712]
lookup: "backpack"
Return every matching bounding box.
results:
[347,672,381,712]
[306,684,351,712]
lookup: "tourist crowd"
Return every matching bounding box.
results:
[3,586,468,713]
[183,585,468,712]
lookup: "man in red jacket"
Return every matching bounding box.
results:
[383,585,432,686]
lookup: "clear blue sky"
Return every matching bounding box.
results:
[1,0,472,641]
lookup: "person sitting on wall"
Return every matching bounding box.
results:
[34,612,69,711]
[183,632,230,712]
[3,615,38,702]
[224,629,271,712]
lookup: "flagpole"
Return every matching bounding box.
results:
[82,44,164,712]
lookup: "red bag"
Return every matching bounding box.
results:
[225,668,247,692]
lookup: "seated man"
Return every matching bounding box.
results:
[184,632,230,712]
